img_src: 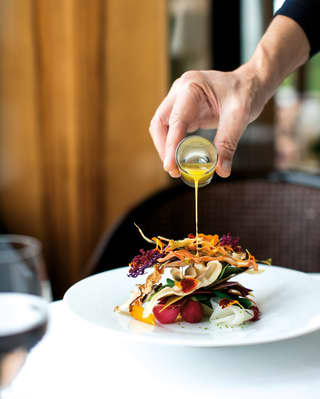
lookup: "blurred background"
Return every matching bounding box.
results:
[1,0,320,298]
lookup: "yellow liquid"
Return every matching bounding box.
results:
[180,162,214,254]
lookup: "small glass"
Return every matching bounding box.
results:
[175,135,218,188]
[0,235,49,397]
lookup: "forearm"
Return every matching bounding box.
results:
[238,15,310,113]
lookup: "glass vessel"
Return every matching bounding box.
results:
[0,235,49,397]
[175,135,218,187]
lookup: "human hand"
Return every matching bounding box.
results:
[149,67,266,178]
[149,14,311,179]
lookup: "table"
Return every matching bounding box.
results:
[11,279,320,399]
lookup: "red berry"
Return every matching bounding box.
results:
[249,306,260,321]
[181,299,203,323]
[153,304,180,324]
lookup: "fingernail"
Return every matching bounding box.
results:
[222,159,232,174]
[169,169,180,178]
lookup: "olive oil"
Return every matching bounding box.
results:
[180,163,215,254]
[179,162,215,187]
[175,136,218,254]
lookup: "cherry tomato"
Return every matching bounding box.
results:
[153,304,180,324]
[181,299,203,323]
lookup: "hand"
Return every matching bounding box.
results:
[149,67,266,178]
[149,16,310,179]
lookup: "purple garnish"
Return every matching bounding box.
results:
[220,233,241,250]
[128,248,165,278]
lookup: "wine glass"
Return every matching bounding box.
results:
[0,235,49,397]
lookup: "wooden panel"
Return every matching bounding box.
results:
[0,0,168,297]
[32,0,80,293]
[105,0,168,225]
[32,0,107,290]
[0,0,44,240]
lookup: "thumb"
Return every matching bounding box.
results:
[214,111,248,178]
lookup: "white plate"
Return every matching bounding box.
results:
[64,266,320,347]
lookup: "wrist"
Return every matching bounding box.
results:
[241,45,278,105]
[233,60,270,123]
[241,16,310,103]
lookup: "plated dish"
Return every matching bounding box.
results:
[64,264,320,347]
[115,229,262,329]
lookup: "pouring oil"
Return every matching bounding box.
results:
[175,136,218,254]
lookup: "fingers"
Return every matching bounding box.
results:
[214,107,248,178]
[149,99,174,161]
[149,114,169,162]
[149,80,179,161]
[164,82,202,177]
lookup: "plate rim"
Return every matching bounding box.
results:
[63,266,320,347]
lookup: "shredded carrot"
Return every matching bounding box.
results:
[174,249,196,258]
[158,251,185,263]
[246,249,258,271]
[152,237,164,251]
[216,246,229,256]
[194,256,216,262]
[215,256,251,268]
[223,245,234,252]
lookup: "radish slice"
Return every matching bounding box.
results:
[209,299,253,327]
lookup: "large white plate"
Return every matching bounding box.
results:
[64,266,320,347]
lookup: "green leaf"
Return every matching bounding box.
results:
[218,265,246,281]
[191,295,213,309]
[166,278,175,287]
[212,290,234,300]
[212,290,253,309]
[238,298,253,309]
[216,265,247,283]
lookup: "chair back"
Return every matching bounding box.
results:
[88,172,320,274]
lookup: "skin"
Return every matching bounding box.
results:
[149,15,310,178]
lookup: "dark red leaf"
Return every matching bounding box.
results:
[212,282,252,297]
[249,306,260,321]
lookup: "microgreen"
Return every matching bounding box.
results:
[166,278,175,287]
[218,265,247,281]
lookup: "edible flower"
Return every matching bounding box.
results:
[180,277,198,293]
[219,298,241,309]
[130,305,155,325]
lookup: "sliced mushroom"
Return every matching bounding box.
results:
[184,266,197,278]
[171,267,183,281]
[205,261,222,282]
[194,263,207,279]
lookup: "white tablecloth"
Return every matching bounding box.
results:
[11,277,320,399]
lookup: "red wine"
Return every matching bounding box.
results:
[0,293,48,388]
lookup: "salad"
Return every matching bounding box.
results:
[115,226,265,328]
